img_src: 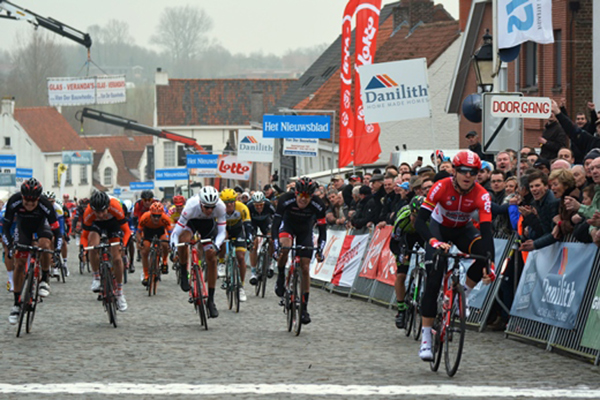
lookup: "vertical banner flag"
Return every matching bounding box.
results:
[339,0,358,168]
[331,232,370,287]
[497,0,554,49]
[353,0,382,165]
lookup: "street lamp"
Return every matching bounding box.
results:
[472,29,494,93]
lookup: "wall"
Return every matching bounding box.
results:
[95,149,118,190]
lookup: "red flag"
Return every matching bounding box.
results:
[339,0,358,168]
[353,0,382,165]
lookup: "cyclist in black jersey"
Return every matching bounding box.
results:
[272,177,327,325]
[247,191,276,285]
[3,178,62,324]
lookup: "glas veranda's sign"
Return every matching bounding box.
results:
[47,75,126,106]
[62,151,93,165]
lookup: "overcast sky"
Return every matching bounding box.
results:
[0,0,459,55]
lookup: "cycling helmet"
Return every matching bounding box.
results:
[123,199,133,212]
[141,190,154,200]
[172,195,185,207]
[63,193,69,200]
[295,176,317,195]
[410,195,424,214]
[149,202,164,215]
[21,178,43,200]
[392,204,416,238]
[198,186,219,206]
[252,191,265,203]
[90,190,110,211]
[452,150,482,170]
[220,188,237,202]
[44,191,56,200]
[79,197,89,205]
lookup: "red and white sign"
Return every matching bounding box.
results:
[47,75,126,106]
[96,75,127,105]
[310,229,346,282]
[217,155,252,181]
[376,240,396,286]
[490,96,552,119]
[359,226,393,279]
[331,233,370,287]
[339,0,358,168]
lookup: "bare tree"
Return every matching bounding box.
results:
[103,20,134,46]
[151,5,213,64]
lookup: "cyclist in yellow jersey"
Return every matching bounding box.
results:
[168,195,186,225]
[218,188,254,302]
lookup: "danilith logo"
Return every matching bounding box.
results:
[241,136,258,144]
[364,72,429,109]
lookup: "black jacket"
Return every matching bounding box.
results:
[342,184,354,208]
[379,191,397,224]
[530,190,559,250]
[352,195,378,229]
[540,120,568,160]
[557,112,600,162]
[468,142,494,163]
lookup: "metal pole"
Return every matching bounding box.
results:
[331,111,336,180]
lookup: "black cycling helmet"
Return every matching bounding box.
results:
[21,178,43,200]
[295,176,317,196]
[410,195,424,214]
[90,190,110,211]
[141,190,154,200]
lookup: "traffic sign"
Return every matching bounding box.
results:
[16,168,33,179]
[155,168,188,181]
[490,96,551,119]
[0,155,16,168]
[482,92,523,154]
[263,115,331,139]
[114,188,122,195]
[130,182,154,191]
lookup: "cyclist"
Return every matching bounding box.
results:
[80,191,132,312]
[170,186,226,318]
[218,188,253,302]
[272,177,326,325]
[168,195,186,225]
[414,150,495,361]
[132,190,159,262]
[70,197,89,238]
[1,201,16,292]
[3,178,62,324]
[137,202,172,286]
[247,191,276,285]
[122,199,135,273]
[43,191,67,278]
[389,196,425,329]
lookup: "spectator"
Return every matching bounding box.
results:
[520,146,537,159]
[326,189,347,227]
[506,149,519,170]
[477,161,493,192]
[466,131,494,162]
[571,185,595,243]
[583,149,600,182]
[377,176,397,227]
[370,174,386,218]
[433,169,452,183]
[342,175,360,207]
[399,163,412,174]
[439,160,454,174]
[540,112,568,160]
[549,168,579,240]
[565,157,600,246]
[552,99,600,165]
[572,165,587,195]
[385,165,399,177]
[331,175,345,191]
[393,180,410,211]
[363,173,372,186]
[401,172,412,183]
[519,170,559,251]
[526,152,540,167]
[417,166,435,181]
[490,170,506,204]
[505,177,518,196]
[551,159,571,171]
[351,185,378,229]
[420,178,433,197]
[557,147,575,165]
[496,151,514,177]
[533,158,551,175]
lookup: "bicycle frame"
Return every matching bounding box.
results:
[84,236,120,327]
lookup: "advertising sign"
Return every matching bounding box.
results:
[510,242,596,329]
[0,173,15,187]
[217,155,252,181]
[490,96,551,119]
[155,168,189,181]
[0,155,16,168]
[359,226,393,279]
[467,238,510,310]
[187,154,218,177]
[331,233,370,287]
[376,242,397,286]
[580,279,600,351]
[263,115,331,139]
[498,0,554,49]
[47,75,127,106]
[130,182,155,190]
[358,58,431,124]
[282,138,319,157]
[310,229,346,283]
[62,150,94,165]
[15,168,32,179]
[237,130,274,162]
[114,188,122,196]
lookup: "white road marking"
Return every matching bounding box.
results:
[0,384,598,397]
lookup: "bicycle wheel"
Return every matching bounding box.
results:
[226,258,234,310]
[233,266,240,313]
[429,317,443,372]
[102,263,117,328]
[79,251,85,274]
[16,264,34,338]
[404,272,416,337]
[445,285,466,377]
[193,267,208,330]
[60,259,66,283]
[285,271,293,332]
[413,269,426,341]
[255,252,264,297]
[26,276,40,333]
[148,249,157,296]
[260,250,268,298]
[292,268,303,336]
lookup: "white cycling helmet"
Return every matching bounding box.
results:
[123,199,133,212]
[252,191,265,203]
[43,191,56,200]
[199,186,219,206]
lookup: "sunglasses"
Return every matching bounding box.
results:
[296,192,311,199]
[151,214,161,218]
[456,167,479,176]
[202,205,216,209]
[23,196,39,202]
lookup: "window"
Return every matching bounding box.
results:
[4,137,10,147]
[80,165,88,184]
[554,30,562,87]
[524,41,538,87]
[104,167,113,186]
[164,142,175,167]
[66,164,72,185]
[328,157,332,170]
[53,163,59,186]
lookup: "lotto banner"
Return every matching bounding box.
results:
[331,233,370,287]
[510,242,596,329]
[375,239,396,286]
[359,226,393,279]
[497,0,553,49]
[339,0,358,168]
[310,229,346,283]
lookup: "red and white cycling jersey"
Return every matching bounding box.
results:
[422,177,491,228]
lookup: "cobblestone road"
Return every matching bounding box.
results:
[0,243,599,399]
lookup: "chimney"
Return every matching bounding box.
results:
[1,98,14,116]
[393,0,434,30]
[459,0,473,32]
[155,67,169,86]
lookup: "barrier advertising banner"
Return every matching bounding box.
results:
[310,229,346,283]
[217,155,252,181]
[360,226,392,279]
[237,130,274,162]
[375,239,396,286]
[510,242,596,329]
[331,233,370,287]
[580,278,600,350]
[497,0,554,49]
[282,138,319,157]
[47,75,126,106]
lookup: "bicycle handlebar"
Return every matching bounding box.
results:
[84,242,121,251]
[281,246,318,251]
[175,239,213,248]
[434,249,492,263]
[14,244,54,254]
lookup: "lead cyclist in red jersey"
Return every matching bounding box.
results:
[414,150,495,361]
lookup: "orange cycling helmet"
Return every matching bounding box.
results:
[149,202,164,215]
[172,195,185,206]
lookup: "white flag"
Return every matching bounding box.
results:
[497,0,554,49]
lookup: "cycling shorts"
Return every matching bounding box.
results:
[279,222,314,259]
[226,225,247,252]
